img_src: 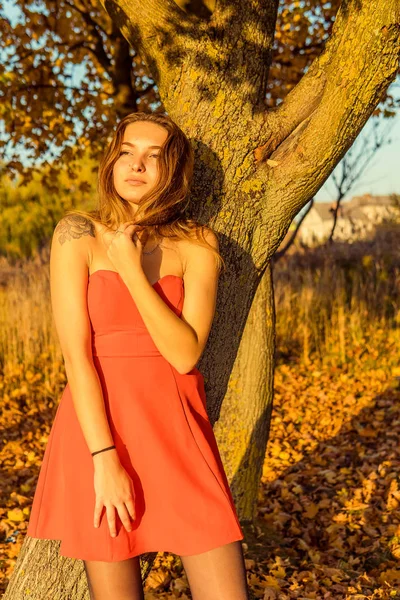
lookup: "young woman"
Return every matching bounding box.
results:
[26,112,250,599]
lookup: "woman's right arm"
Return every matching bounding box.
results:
[50,216,118,467]
[50,216,136,534]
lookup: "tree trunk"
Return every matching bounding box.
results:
[4,537,157,598]
[6,0,400,595]
[212,262,276,523]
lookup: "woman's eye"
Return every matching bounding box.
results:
[120,151,158,158]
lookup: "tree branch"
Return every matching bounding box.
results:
[273,197,314,262]
[64,0,110,38]
[64,0,113,74]
[14,83,115,96]
[254,0,399,232]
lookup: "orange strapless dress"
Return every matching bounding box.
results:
[26,270,244,561]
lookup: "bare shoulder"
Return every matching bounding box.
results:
[176,225,220,276]
[51,214,97,275]
[199,225,219,250]
[53,214,97,245]
[177,225,219,253]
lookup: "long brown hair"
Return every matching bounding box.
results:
[64,111,225,272]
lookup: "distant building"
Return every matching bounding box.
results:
[297,193,399,245]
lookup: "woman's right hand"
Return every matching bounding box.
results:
[93,452,136,537]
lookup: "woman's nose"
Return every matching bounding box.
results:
[130,162,144,171]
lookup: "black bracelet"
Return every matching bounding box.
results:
[91,444,116,457]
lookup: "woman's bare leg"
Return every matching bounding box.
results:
[180,540,250,600]
[83,557,145,600]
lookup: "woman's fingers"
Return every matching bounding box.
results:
[124,495,136,522]
[96,498,136,536]
[93,471,136,536]
[93,500,104,529]
[106,504,117,537]
[116,501,135,533]
[127,224,149,246]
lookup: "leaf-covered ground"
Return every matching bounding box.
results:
[254,355,400,599]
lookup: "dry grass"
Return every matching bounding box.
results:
[273,224,400,368]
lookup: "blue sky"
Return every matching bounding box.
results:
[315,82,400,203]
[2,0,399,205]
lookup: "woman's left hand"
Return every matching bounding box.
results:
[105,222,150,277]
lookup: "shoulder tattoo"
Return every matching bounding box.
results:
[54,215,96,245]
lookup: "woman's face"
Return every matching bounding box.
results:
[113,121,168,211]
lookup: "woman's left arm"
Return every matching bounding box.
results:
[120,228,220,374]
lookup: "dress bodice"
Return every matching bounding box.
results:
[87,270,184,357]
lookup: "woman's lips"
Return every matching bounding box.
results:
[125,180,145,185]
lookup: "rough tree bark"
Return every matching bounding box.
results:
[5,0,399,597]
